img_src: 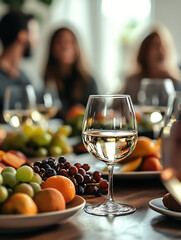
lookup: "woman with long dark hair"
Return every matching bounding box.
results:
[44,27,98,119]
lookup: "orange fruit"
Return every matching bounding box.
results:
[141,156,162,171]
[124,136,156,162]
[2,193,37,215]
[42,175,75,203]
[65,104,85,121]
[34,188,65,213]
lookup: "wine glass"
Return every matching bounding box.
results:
[161,91,181,204]
[137,78,175,139]
[37,86,62,120]
[3,84,37,129]
[82,95,138,216]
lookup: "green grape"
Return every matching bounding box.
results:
[22,123,35,138]
[30,173,42,185]
[14,183,34,198]
[34,133,52,146]
[16,165,34,182]
[0,185,8,203]
[1,166,16,176]
[57,125,72,137]
[0,174,3,185]
[30,182,41,194]
[52,134,67,147]
[35,147,48,157]
[49,145,62,156]
[34,126,45,136]
[3,172,18,188]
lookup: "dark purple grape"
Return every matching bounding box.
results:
[48,159,55,167]
[74,163,81,169]
[78,168,86,177]
[75,173,84,183]
[82,164,90,171]
[58,162,65,170]
[42,159,48,165]
[86,185,96,195]
[33,166,40,173]
[45,168,56,178]
[52,164,59,171]
[58,156,67,163]
[40,168,46,177]
[76,185,84,195]
[64,162,71,169]
[70,177,77,186]
[48,157,55,162]
[99,180,108,194]
[87,171,93,177]
[93,171,101,181]
[43,164,51,170]
[34,161,42,168]
[57,169,68,177]
[69,166,78,176]
[84,174,91,184]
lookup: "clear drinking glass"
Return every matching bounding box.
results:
[82,95,138,216]
[161,91,181,204]
[3,84,37,129]
[137,78,175,139]
[37,86,62,120]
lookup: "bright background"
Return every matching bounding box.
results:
[0,0,181,94]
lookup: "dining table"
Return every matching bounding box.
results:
[1,173,181,240]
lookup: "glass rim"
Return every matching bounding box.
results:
[89,94,131,98]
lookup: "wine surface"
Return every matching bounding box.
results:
[82,130,137,164]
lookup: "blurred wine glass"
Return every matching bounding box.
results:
[37,86,62,121]
[3,84,37,129]
[161,91,181,204]
[137,78,175,138]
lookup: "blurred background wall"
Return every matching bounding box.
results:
[0,0,180,94]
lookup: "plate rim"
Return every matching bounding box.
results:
[149,197,181,218]
[0,195,86,220]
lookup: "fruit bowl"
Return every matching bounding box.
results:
[0,195,85,231]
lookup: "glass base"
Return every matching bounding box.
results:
[84,200,136,216]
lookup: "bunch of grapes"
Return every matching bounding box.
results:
[32,156,108,197]
[0,166,42,204]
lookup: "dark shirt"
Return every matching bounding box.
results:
[0,67,31,122]
[60,76,98,111]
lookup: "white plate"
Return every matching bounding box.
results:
[149,197,181,221]
[0,195,85,231]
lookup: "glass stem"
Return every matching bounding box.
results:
[107,164,114,202]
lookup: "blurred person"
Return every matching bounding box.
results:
[120,23,181,104]
[43,27,98,119]
[0,10,38,121]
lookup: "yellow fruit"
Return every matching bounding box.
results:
[2,193,37,215]
[120,157,142,172]
[34,188,65,213]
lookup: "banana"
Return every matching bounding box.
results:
[119,157,142,172]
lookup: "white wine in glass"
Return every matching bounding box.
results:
[82,95,138,216]
[137,78,175,138]
[3,85,36,129]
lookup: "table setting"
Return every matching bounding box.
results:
[0,90,181,240]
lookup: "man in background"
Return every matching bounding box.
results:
[0,10,38,121]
